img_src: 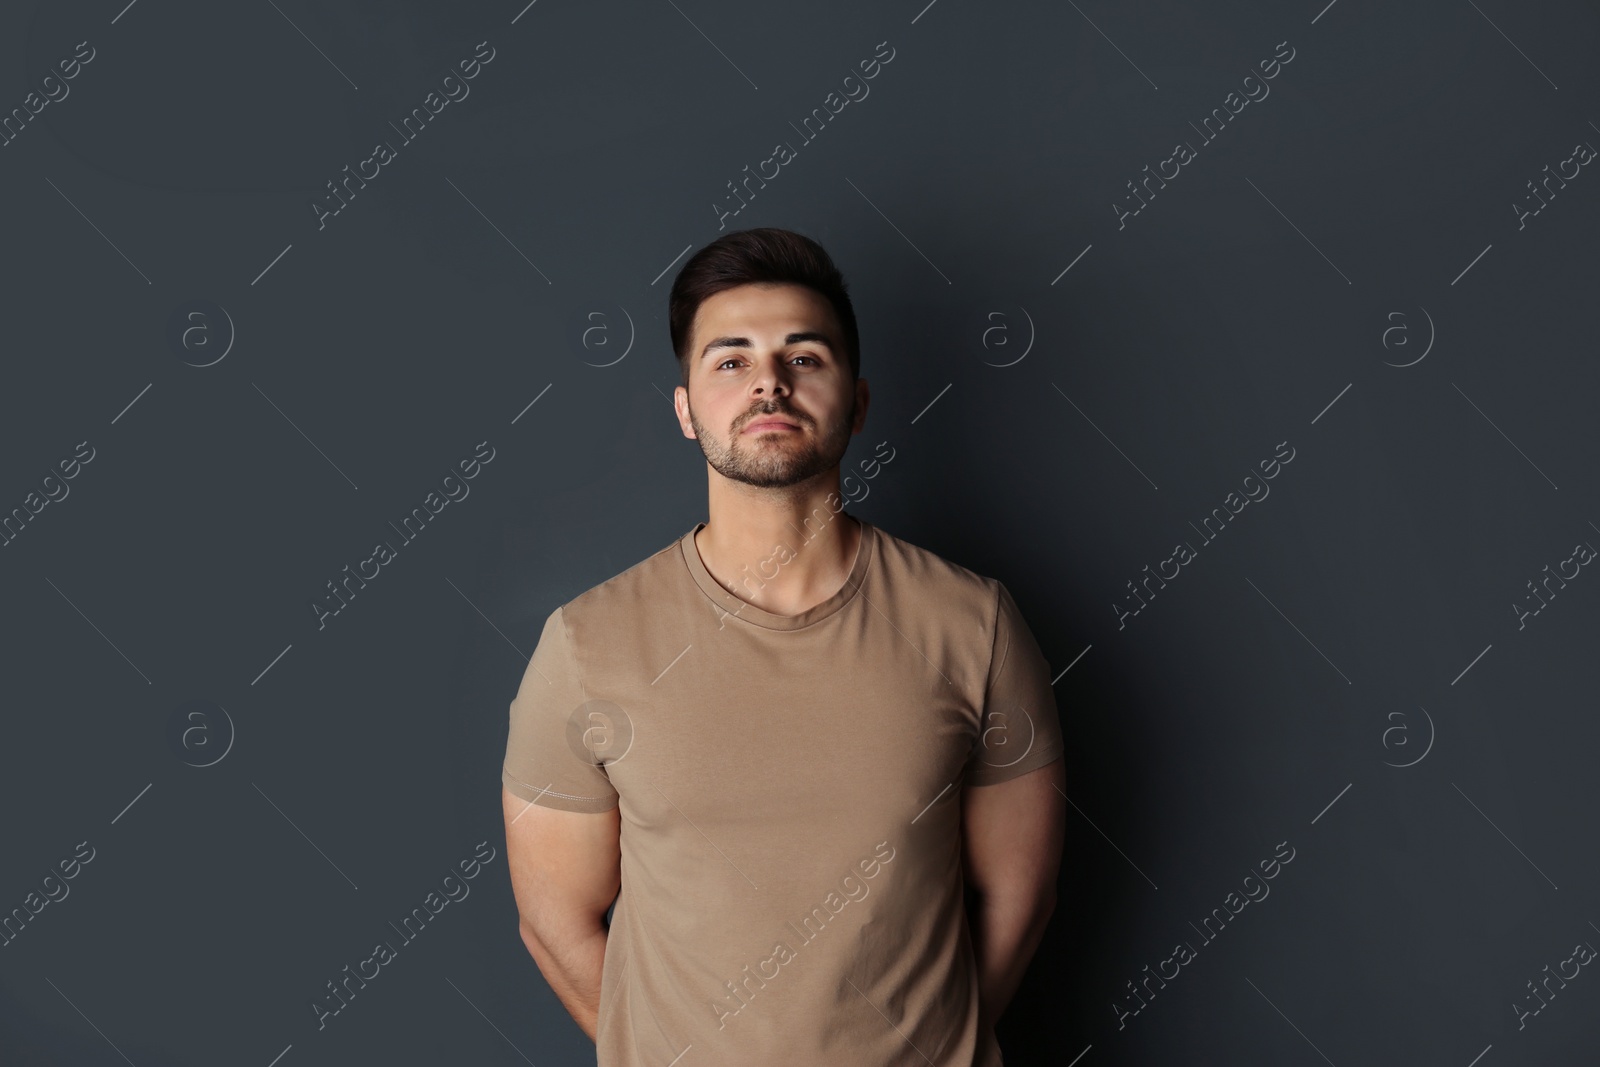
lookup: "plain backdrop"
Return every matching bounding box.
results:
[0,0,1597,1064]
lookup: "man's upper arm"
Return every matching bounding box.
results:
[963,580,1066,898]
[961,759,1064,904]
[500,604,624,929]
[501,605,621,813]
[967,581,1064,787]
[503,787,620,928]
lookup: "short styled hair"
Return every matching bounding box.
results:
[668,227,860,387]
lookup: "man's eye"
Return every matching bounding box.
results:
[715,354,817,369]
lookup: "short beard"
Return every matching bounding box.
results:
[689,394,855,490]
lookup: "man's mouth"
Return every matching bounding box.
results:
[743,418,800,433]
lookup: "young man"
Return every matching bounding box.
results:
[501,228,1065,1066]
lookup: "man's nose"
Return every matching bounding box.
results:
[750,358,792,397]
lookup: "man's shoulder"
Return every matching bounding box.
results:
[870,521,1001,613]
[554,528,689,624]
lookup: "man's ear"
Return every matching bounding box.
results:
[852,377,871,434]
[674,385,698,440]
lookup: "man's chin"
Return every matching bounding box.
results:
[725,458,829,489]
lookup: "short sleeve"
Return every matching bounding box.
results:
[966,581,1064,786]
[501,606,621,813]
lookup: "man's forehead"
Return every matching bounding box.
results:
[693,290,839,349]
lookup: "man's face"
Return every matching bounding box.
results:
[675,283,867,490]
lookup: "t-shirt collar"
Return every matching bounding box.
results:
[679,514,875,631]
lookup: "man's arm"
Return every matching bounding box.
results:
[502,787,621,1040]
[960,757,1066,1036]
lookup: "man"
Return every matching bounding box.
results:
[501,227,1064,1066]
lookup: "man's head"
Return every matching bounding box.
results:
[670,229,868,491]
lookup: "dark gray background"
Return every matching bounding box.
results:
[2,0,1597,1064]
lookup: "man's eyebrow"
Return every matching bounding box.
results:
[700,331,836,361]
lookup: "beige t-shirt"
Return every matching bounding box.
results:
[502,515,1063,1067]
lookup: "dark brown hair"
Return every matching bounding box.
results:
[668,227,860,386]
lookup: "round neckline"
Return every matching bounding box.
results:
[679,515,875,631]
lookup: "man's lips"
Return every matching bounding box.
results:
[743,418,800,433]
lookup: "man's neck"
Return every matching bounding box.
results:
[694,498,860,618]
